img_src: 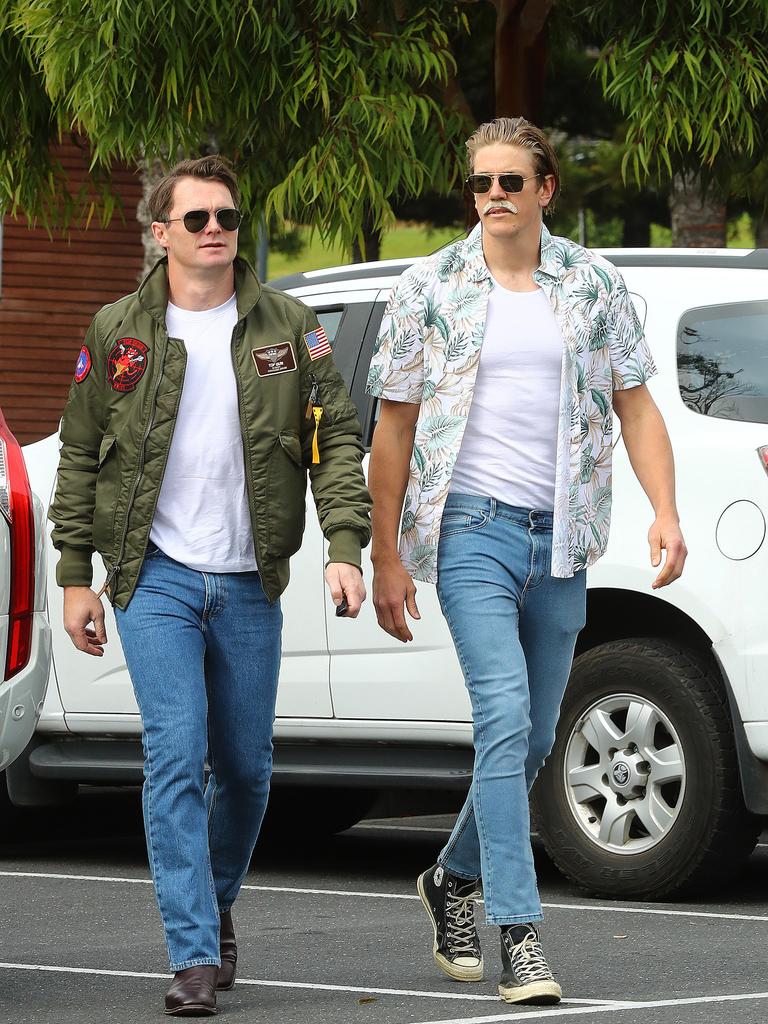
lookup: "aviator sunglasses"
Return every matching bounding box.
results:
[164,207,242,233]
[465,172,539,194]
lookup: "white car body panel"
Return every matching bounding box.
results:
[19,253,768,765]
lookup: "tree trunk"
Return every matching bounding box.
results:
[669,174,727,247]
[136,158,166,279]
[754,216,768,248]
[622,203,651,247]
[351,212,382,263]
[494,0,555,120]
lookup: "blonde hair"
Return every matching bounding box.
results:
[465,117,560,212]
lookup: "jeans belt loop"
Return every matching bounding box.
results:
[489,497,497,520]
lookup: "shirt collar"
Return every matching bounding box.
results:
[460,221,560,284]
[536,223,560,280]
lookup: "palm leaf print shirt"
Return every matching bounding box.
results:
[366,223,657,582]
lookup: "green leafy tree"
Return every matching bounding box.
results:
[582,0,768,245]
[3,1,471,257]
[0,8,58,217]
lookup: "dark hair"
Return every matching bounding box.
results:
[148,155,240,222]
[466,117,561,213]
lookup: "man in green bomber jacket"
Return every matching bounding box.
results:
[49,156,371,1016]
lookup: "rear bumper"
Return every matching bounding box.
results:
[0,612,51,772]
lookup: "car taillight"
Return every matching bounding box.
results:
[0,412,35,681]
[759,446,768,476]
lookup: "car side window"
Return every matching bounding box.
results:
[677,301,768,424]
[315,309,345,348]
[349,301,388,447]
[310,303,374,393]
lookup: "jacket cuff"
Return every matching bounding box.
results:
[326,528,363,571]
[55,546,94,588]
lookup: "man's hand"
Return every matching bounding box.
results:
[649,516,687,589]
[372,556,421,642]
[325,562,366,618]
[63,586,107,656]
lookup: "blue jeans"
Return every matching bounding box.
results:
[436,494,586,925]
[115,544,282,971]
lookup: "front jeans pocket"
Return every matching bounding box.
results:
[439,508,490,540]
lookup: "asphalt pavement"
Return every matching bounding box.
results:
[3,789,768,1024]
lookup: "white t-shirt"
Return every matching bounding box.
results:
[149,294,259,572]
[449,281,563,511]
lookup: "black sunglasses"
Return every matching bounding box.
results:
[465,173,539,194]
[164,208,242,233]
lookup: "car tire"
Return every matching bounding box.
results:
[259,786,378,842]
[532,638,760,900]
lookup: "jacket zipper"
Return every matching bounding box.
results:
[306,373,319,416]
[231,320,265,580]
[102,331,171,597]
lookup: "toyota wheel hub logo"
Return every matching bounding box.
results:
[613,762,631,786]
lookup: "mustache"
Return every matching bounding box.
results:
[483,200,518,215]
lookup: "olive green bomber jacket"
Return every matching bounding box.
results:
[49,256,372,609]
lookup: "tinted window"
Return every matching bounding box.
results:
[678,301,768,424]
[310,302,373,392]
[315,309,345,348]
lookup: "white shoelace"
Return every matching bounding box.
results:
[445,888,481,954]
[505,932,553,982]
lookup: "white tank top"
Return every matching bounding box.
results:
[449,281,563,511]
[150,294,259,572]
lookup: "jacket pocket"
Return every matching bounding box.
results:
[266,430,307,558]
[92,434,119,554]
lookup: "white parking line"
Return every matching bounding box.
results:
[355,823,453,834]
[0,963,620,1006]
[408,989,768,1024]
[3,870,768,923]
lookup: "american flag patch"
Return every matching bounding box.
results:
[303,326,331,360]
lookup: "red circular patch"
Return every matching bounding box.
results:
[107,338,149,392]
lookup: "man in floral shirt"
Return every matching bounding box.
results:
[366,117,687,1006]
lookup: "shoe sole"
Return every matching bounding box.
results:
[416,873,483,983]
[164,1006,217,1016]
[498,980,562,1005]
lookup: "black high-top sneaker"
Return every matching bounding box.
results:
[416,863,483,982]
[498,924,561,1005]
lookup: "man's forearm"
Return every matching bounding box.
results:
[620,402,678,518]
[369,413,417,564]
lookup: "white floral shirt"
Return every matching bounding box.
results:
[366,222,657,581]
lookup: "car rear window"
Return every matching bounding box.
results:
[677,301,768,424]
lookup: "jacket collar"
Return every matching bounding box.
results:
[137,256,263,325]
[459,220,560,283]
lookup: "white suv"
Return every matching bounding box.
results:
[0,408,50,773]
[14,247,768,900]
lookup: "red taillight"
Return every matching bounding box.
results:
[0,411,35,681]
[759,446,768,476]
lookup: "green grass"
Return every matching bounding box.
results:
[263,222,463,281]
[262,214,758,281]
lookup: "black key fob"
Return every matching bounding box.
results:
[335,596,349,617]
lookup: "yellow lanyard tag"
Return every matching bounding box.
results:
[312,406,324,464]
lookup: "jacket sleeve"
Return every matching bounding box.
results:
[295,308,372,570]
[48,315,108,588]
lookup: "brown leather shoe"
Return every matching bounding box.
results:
[164,965,219,1016]
[217,910,237,991]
